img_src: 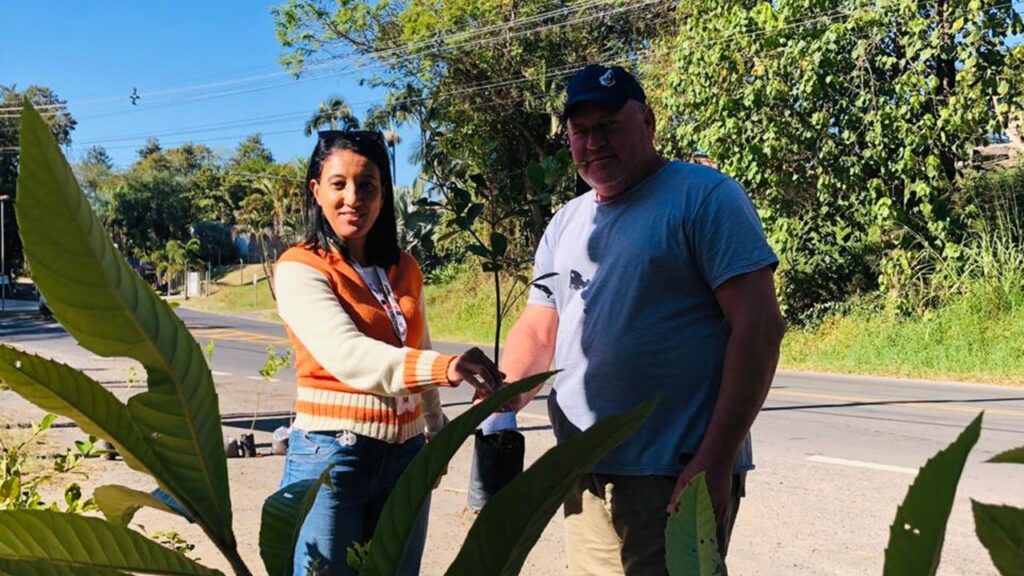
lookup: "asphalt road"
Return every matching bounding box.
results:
[2,307,1022,574]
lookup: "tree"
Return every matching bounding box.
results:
[273,0,674,254]
[74,145,116,212]
[645,0,1024,320]
[302,95,360,135]
[222,134,275,211]
[0,84,76,276]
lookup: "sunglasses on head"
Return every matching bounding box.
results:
[317,129,388,148]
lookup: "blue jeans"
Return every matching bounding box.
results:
[279,428,430,576]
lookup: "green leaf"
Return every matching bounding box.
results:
[666,473,723,576]
[0,347,175,494]
[989,446,1024,465]
[93,485,175,526]
[883,412,983,576]
[446,399,655,576]
[467,244,491,259]
[0,559,129,576]
[972,501,1024,576]
[490,232,508,258]
[0,510,222,575]
[259,467,334,576]
[16,103,233,543]
[361,371,557,576]
[31,414,58,435]
[463,203,485,226]
[526,162,545,191]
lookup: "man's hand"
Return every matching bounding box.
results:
[667,457,732,524]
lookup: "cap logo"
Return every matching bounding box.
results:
[599,69,616,87]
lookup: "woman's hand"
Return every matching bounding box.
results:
[446,347,504,397]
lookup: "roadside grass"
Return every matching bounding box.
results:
[177,264,276,317]
[423,264,526,347]
[783,290,1024,385]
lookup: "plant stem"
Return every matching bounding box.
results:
[494,267,501,364]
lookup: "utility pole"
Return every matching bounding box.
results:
[0,194,8,312]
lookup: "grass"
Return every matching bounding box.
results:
[423,264,526,347]
[177,263,277,318]
[782,291,1024,385]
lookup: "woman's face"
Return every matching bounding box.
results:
[310,148,383,254]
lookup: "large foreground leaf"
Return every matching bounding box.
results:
[94,485,176,526]
[882,412,983,576]
[0,510,222,576]
[445,400,655,576]
[972,501,1024,576]
[0,559,128,576]
[989,446,1024,465]
[259,468,334,576]
[361,372,556,576]
[16,103,232,543]
[0,346,172,489]
[666,473,723,576]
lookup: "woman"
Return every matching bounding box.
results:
[275,129,502,576]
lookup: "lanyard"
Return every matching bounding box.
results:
[350,261,408,345]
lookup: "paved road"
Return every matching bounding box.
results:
[2,307,1022,574]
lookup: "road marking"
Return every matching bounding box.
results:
[187,326,290,346]
[211,371,232,377]
[247,376,264,381]
[771,388,1024,418]
[807,455,918,475]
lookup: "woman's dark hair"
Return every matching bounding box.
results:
[302,130,400,267]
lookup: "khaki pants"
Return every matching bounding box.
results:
[563,473,744,576]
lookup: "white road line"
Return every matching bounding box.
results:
[211,371,232,377]
[246,376,264,381]
[807,455,918,476]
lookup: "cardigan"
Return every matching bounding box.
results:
[274,245,457,443]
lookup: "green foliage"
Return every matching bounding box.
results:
[0,414,97,513]
[972,501,1024,576]
[259,467,333,576]
[648,0,1024,321]
[882,166,1024,315]
[93,485,175,526]
[0,86,76,277]
[883,412,982,575]
[13,103,242,570]
[304,95,360,136]
[362,372,555,576]
[0,510,222,576]
[446,399,654,576]
[273,0,669,262]
[251,346,293,433]
[989,447,1024,464]
[666,473,723,576]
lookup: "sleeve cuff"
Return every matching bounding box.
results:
[403,350,458,392]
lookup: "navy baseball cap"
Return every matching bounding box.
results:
[562,64,646,120]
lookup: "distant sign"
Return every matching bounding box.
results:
[0,275,9,286]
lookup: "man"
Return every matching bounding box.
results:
[502,64,785,575]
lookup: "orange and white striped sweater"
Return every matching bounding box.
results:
[274,245,458,443]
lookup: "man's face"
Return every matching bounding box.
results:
[566,100,657,199]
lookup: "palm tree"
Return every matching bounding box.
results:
[303,96,360,136]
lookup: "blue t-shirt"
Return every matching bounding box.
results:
[528,161,778,476]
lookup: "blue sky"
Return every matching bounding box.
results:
[1,1,420,185]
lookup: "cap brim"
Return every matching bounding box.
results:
[562,91,629,121]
